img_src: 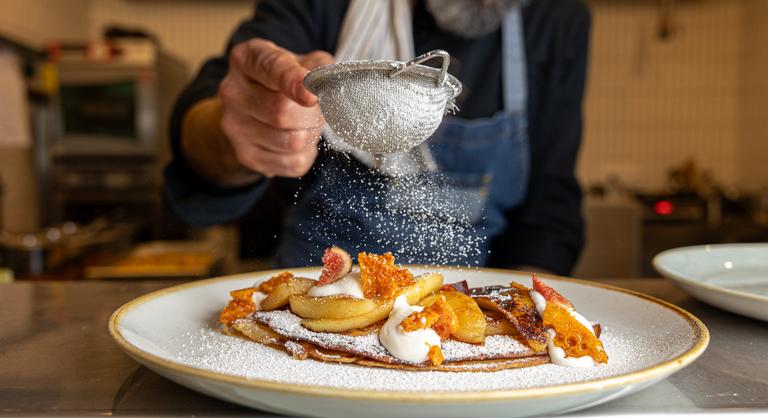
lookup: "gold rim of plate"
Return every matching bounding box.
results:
[108,266,710,403]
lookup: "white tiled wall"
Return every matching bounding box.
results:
[580,0,746,190]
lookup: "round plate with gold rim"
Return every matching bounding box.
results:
[109,267,708,418]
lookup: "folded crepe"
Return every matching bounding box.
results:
[226,284,600,373]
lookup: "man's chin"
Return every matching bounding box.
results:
[425,0,521,39]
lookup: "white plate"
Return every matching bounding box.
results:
[109,267,708,418]
[654,243,768,322]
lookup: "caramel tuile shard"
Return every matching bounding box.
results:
[259,272,294,295]
[358,252,414,300]
[427,344,445,366]
[219,287,257,324]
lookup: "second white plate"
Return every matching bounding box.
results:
[109,267,708,418]
[654,243,768,322]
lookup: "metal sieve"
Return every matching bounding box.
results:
[304,50,462,154]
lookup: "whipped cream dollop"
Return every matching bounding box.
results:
[379,295,441,363]
[530,290,597,368]
[251,291,267,310]
[307,272,365,298]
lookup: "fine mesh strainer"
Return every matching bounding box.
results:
[304,50,462,154]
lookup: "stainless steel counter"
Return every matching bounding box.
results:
[1,278,767,417]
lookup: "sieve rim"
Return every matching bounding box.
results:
[303,60,462,99]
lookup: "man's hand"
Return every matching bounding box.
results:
[181,39,334,186]
[220,39,334,178]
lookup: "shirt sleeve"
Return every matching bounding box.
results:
[489,1,591,275]
[164,0,346,227]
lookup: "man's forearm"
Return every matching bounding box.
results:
[180,97,263,188]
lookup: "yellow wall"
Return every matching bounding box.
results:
[0,0,90,47]
[738,0,768,190]
[88,0,253,73]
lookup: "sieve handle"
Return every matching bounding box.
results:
[389,49,450,87]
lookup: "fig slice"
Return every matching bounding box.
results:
[317,246,353,286]
[441,280,470,295]
[531,275,573,309]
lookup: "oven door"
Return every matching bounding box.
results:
[52,65,157,157]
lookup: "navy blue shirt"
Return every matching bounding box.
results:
[165,0,590,275]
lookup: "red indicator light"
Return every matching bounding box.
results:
[654,200,675,216]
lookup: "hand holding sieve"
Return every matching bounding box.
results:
[304,50,462,154]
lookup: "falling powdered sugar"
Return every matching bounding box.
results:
[302,153,487,267]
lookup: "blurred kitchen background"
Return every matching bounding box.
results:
[0,0,766,281]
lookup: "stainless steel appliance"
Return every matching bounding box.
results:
[52,54,156,157]
[38,40,189,228]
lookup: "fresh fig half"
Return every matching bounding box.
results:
[532,274,573,309]
[440,280,470,295]
[317,246,353,286]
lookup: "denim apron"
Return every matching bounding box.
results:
[275,8,529,267]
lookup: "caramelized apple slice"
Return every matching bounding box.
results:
[289,294,378,319]
[421,290,486,344]
[299,272,443,333]
[230,319,282,346]
[401,272,443,304]
[483,311,519,336]
[260,277,314,311]
[301,302,392,332]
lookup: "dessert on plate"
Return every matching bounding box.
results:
[219,247,608,372]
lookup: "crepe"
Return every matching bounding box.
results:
[228,308,602,373]
[229,313,550,372]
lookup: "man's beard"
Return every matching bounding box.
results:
[425,0,522,39]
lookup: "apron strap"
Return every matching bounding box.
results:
[501,6,528,114]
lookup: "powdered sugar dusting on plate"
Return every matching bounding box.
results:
[167,319,690,392]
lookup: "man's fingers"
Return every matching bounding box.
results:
[218,75,323,130]
[234,142,318,178]
[299,50,335,71]
[259,145,318,178]
[232,39,316,106]
[222,39,332,178]
[221,111,321,154]
[255,126,321,154]
[220,108,320,177]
